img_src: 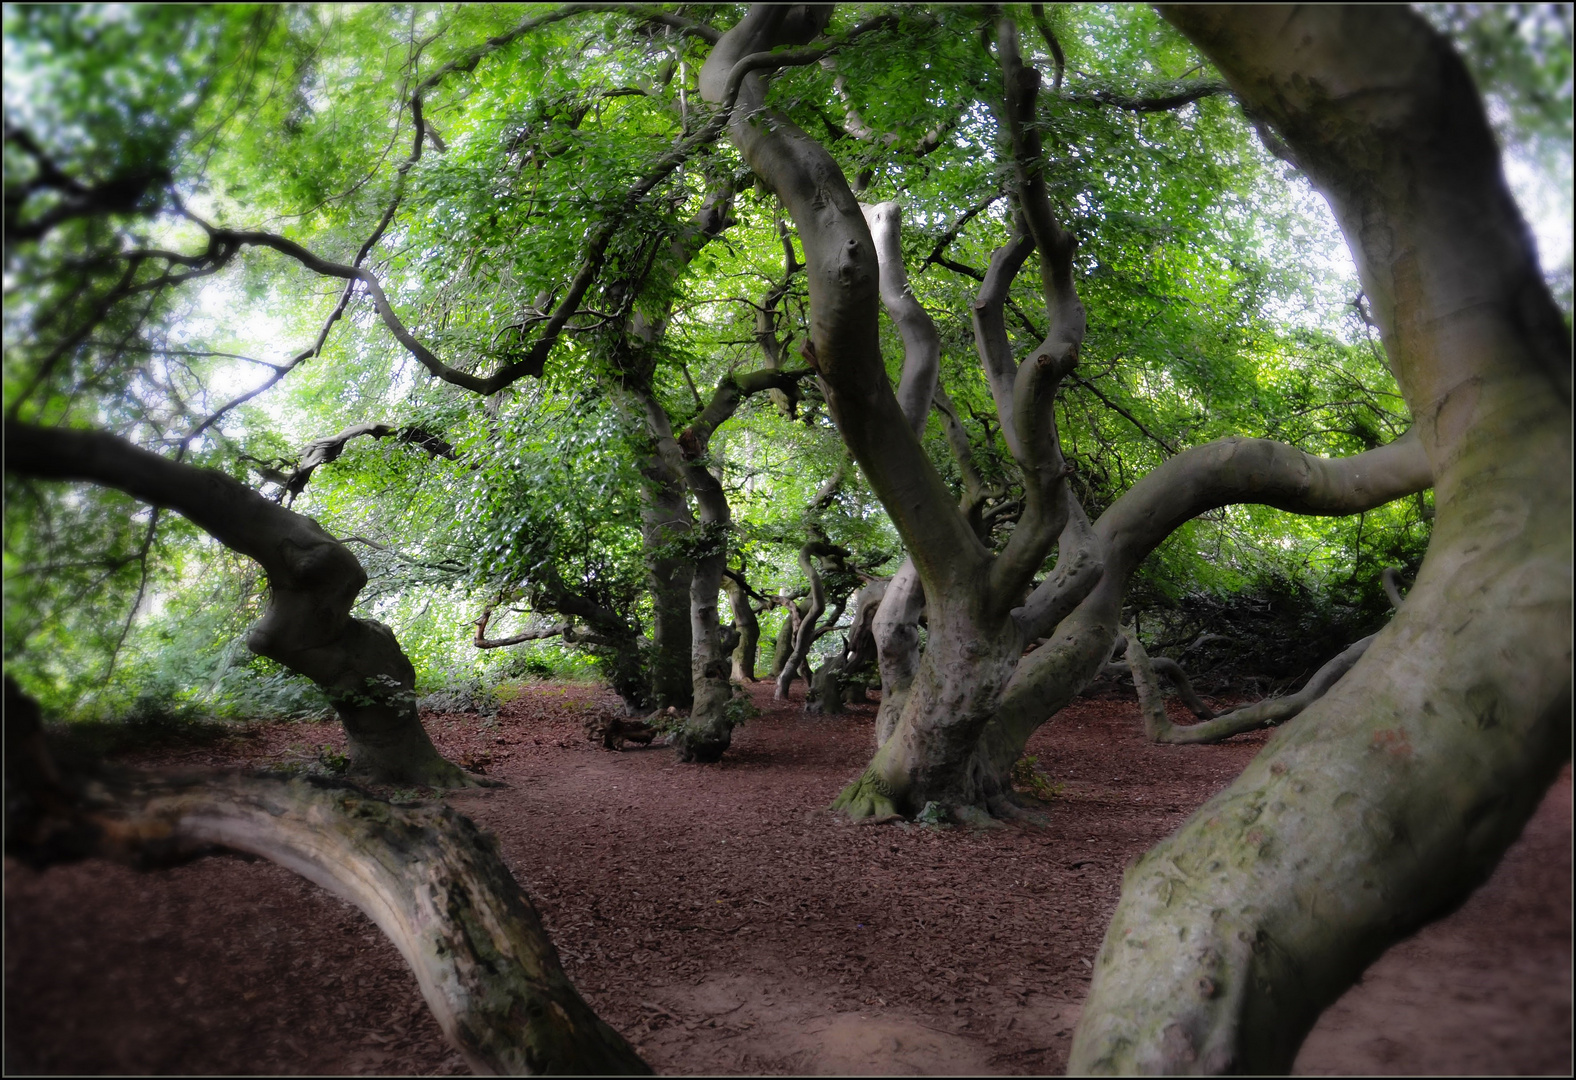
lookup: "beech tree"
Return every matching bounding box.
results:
[5,4,1569,1073]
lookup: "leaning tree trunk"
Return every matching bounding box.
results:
[4,423,472,787]
[3,679,648,1076]
[1069,6,1572,1073]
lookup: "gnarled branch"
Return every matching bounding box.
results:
[5,423,470,787]
[3,680,648,1076]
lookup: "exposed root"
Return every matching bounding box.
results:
[348,752,498,791]
[951,803,1007,830]
[830,768,900,820]
[987,791,1053,826]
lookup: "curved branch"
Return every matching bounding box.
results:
[775,539,837,700]
[1149,655,1216,720]
[676,367,814,457]
[1067,81,1229,113]
[277,422,458,503]
[988,20,1086,607]
[473,598,570,650]
[1382,565,1408,609]
[933,383,993,534]
[971,230,1037,461]
[3,681,649,1076]
[862,201,941,438]
[700,3,984,595]
[4,423,469,786]
[716,14,900,113]
[1012,488,1104,641]
[994,430,1434,766]
[1029,4,1066,91]
[1154,634,1376,744]
[610,6,721,46]
[1098,430,1434,585]
[921,191,1005,273]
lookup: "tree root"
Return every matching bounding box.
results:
[1123,625,1376,744]
[671,720,731,764]
[986,790,1054,826]
[830,768,900,820]
[3,679,648,1075]
[950,803,1008,829]
[352,754,500,790]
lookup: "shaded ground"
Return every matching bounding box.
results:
[5,680,1571,1075]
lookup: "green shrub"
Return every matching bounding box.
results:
[1010,755,1065,801]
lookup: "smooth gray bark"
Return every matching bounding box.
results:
[724,573,761,682]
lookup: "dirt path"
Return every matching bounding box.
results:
[5,681,1570,1075]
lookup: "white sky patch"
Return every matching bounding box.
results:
[189,277,300,429]
[1504,151,1574,281]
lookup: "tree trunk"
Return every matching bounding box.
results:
[835,601,1028,821]
[640,458,694,710]
[775,541,832,701]
[673,517,735,762]
[1070,7,1572,1073]
[4,423,472,787]
[3,679,648,1076]
[770,603,799,678]
[806,652,846,715]
[724,575,760,682]
[872,559,924,745]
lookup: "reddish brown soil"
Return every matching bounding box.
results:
[5,681,1571,1076]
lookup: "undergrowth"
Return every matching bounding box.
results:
[1011,755,1065,801]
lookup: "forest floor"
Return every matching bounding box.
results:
[5,679,1571,1076]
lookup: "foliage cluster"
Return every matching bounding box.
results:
[3,4,1568,723]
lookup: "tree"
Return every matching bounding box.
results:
[1069,6,1571,1070]
[4,422,478,786]
[5,5,1568,1070]
[693,7,1431,825]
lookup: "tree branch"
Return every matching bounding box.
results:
[701,4,985,596]
[862,201,942,438]
[3,680,648,1075]
[1066,81,1229,113]
[4,424,469,785]
[988,19,1085,608]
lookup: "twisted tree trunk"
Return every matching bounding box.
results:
[724,572,761,682]
[775,540,833,701]
[4,423,472,787]
[1070,6,1572,1072]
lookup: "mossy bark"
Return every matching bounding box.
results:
[640,460,695,710]
[724,575,760,682]
[1070,7,1572,1072]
